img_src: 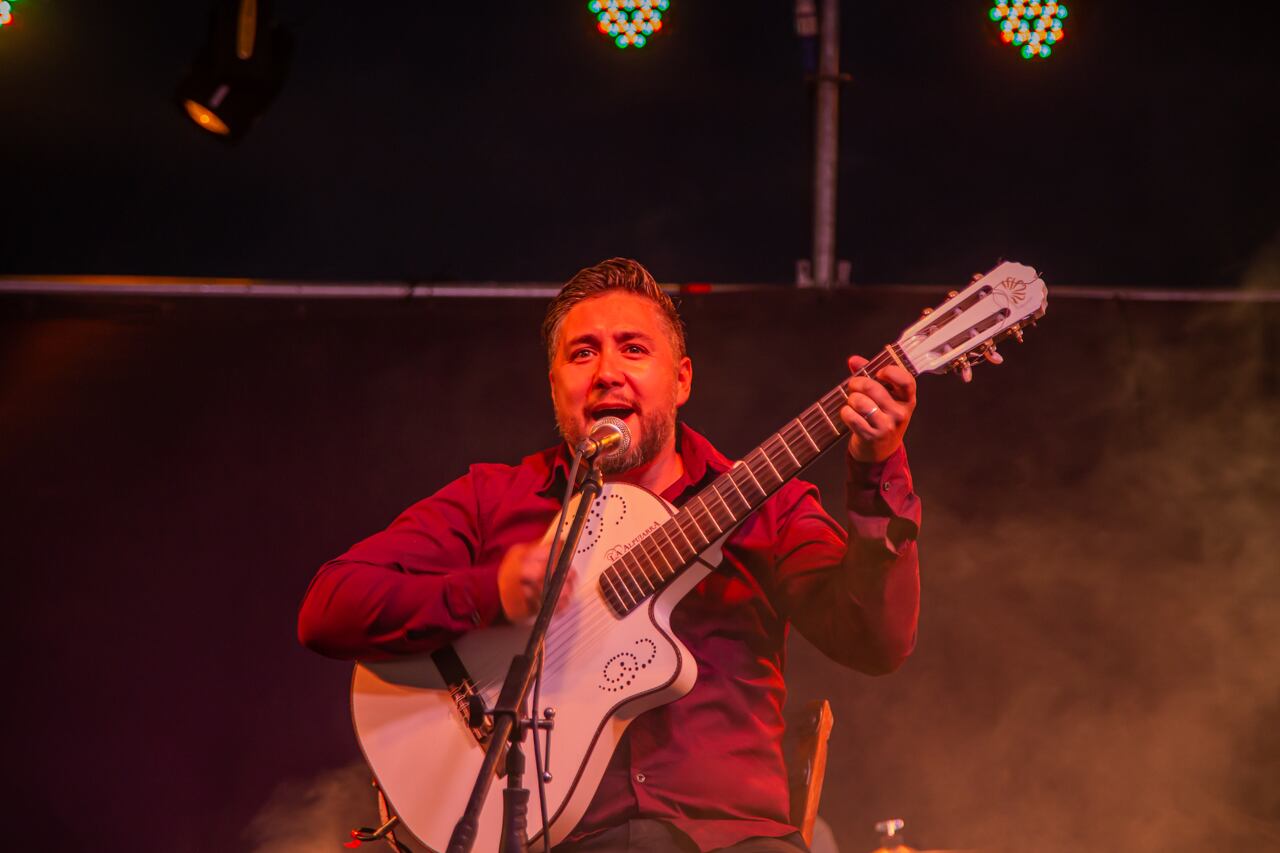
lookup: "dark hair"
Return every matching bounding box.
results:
[541,258,686,364]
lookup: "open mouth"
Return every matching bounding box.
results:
[589,404,636,422]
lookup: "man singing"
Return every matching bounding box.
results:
[299,257,922,852]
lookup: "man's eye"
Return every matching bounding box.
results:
[624,344,647,355]
[571,348,594,360]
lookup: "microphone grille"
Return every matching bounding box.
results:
[593,416,632,457]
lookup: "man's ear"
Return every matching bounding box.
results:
[675,356,692,408]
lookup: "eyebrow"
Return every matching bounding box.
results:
[564,330,656,350]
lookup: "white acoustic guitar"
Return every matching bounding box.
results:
[351,261,1048,852]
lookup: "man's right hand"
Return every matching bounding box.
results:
[498,540,573,622]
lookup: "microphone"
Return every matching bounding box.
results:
[576,416,632,460]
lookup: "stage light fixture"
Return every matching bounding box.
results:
[175,0,293,142]
[989,1,1068,60]
[588,0,670,49]
[0,0,20,29]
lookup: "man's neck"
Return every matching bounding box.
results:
[606,441,685,496]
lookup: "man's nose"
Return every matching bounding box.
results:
[592,348,625,388]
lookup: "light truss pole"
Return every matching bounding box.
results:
[811,0,841,288]
[796,0,850,289]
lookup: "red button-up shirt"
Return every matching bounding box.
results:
[299,424,921,851]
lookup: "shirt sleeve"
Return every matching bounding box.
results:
[771,445,922,675]
[297,469,507,661]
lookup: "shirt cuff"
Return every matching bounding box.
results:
[846,445,921,553]
[442,563,505,629]
[847,446,917,518]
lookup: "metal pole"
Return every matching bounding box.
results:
[811,0,840,288]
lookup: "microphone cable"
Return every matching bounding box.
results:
[530,446,585,852]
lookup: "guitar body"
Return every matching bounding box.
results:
[351,482,723,852]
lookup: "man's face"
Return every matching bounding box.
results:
[549,292,692,474]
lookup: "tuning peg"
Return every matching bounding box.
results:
[984,346,1003,365]
[954,359,973,383]
[921,306,933,316]
[1011,324,1024,343]
[971,272,983,282]
[947,290,958,298]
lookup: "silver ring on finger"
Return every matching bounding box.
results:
[862,405,879,420]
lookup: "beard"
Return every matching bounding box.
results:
[556,402,677,476]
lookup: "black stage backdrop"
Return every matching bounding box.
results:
[1,288,1277,852]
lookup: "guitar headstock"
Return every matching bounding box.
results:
[896,261,1047,381]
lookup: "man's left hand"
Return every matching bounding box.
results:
[839,354,917,463]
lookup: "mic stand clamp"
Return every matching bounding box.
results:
[447,457,605,853]
[496,709,556,853]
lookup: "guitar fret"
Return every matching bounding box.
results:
[709,482,738,524]
[892,343,917,375]
[641,558,661,593]
[655,523,686,568]
[724,473,749,509]
[820,391,846,428]
[793,417,814,450]
[680,507,711,548]
[668,517,697,555]
[640,531,674,578]
[696,496,723,535]
[812,402,842,437]
[774,433,801,469]
[814,401,839,435]
[626,551,654,596]
[627,549,657,593]
[618,557,646,600]
[794,418,821,453]
[606,569,636,609]
[600,574,623,613]
[624,545,655,591]
[639,546,663,588]
[601,570,622,604]
[735,461,766,501]
[755,446,783,484]
[747,445,778,484]
[884,343,908,372]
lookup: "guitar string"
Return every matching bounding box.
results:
[471,351,901,697]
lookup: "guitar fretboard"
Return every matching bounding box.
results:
[598,344,910,616]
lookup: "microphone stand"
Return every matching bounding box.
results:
[446,451,606,853]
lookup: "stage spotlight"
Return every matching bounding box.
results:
[175,0,293,142]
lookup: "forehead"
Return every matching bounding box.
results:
[557,292,670,342]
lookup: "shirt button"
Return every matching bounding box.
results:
[635,772,646,783]
[882,481,893,492]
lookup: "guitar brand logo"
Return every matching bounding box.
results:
[605,521,661,563]
[996,277,1028,304]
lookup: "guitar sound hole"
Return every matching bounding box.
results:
[600,652,639,692]
[598,639,658,692]
[576,494,628,555]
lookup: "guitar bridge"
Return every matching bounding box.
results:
[450,681,493,743]
[431,647,492,743]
